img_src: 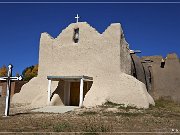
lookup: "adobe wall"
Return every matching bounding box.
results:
[38,22,126,77]
[0,82,6,97]
[0,81,27,97]
[142,53,180,103]
[12,22,154,108]
[0,82,14,97]
[142,63,152,92]
[131,54,146,85]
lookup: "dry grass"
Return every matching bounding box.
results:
[0,97,180,133]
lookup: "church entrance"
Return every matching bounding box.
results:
[47,76,93,107]
[70,82,89,106]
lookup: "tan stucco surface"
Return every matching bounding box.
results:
[12,22,154,108]
[142,53,180,103]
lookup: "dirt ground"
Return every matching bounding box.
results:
[0,97,180,134]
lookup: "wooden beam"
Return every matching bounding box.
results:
[130,50,141,54]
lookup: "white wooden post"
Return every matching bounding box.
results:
[5,78,11,116]
[47,80,52,105]
[5,65,12,117]
[79,78,84,107]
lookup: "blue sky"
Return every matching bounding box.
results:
[0,1,180,75]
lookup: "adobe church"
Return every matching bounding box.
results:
[12,19,154,108]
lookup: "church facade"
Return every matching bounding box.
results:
[12,22,154,108]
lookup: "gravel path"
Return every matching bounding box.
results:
[32,106,79,113]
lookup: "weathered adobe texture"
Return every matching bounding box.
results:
[142,53,180,103]
[130,54,146,85]
[12,22,154,108]
[131,54,152,92]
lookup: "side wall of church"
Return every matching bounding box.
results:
[120,34,131,75]
[142,53,180,103]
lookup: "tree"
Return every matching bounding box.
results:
[0,65,8,77]
[32,64,38,76]
[22,64,38,81]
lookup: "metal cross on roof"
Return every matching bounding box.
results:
[0,64,22,117]
[75,14,80,23]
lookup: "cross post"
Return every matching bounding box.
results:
[75,14,80,23]
[0,64,22,117]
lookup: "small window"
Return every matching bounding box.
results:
[160,59,165,68]
[73,28,79,43]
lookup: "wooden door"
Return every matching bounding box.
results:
[70,82,80,106]
[70,82,88,106]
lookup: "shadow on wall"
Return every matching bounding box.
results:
[51,80,65,105]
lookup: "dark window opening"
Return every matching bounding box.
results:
[160,61,165,68]
[73,28,79,43]
[148,66,152,83]
[149,73,152,83]
[133,72,137,78]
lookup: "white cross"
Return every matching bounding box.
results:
[75,14,80,23]
[0,64,22,117]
